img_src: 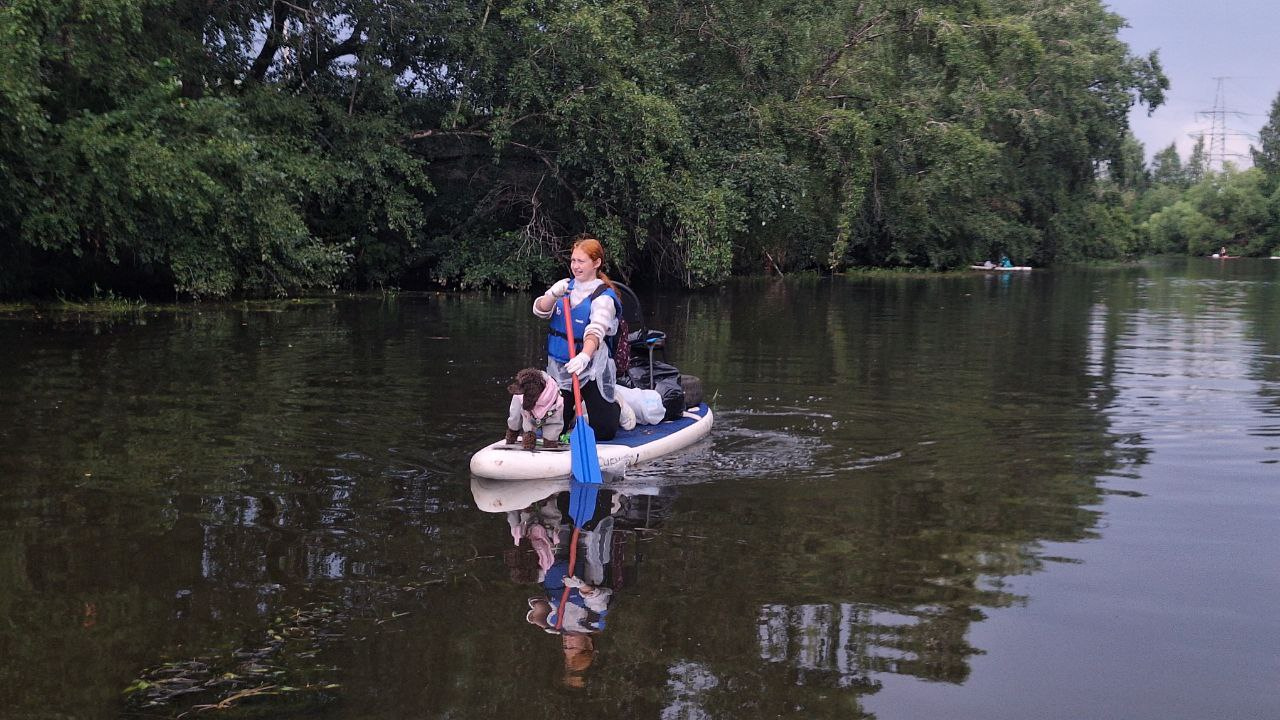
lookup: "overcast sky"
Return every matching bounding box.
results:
[1105,0,1279,166]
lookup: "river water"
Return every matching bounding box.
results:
[1,259,1276,719]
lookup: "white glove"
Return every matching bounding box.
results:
[562,575,587,589]
[547,279,571,298]
[563,351,591,375]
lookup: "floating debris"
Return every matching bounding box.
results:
[121,604,347,716]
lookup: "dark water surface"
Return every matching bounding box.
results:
[2,259,1277,719]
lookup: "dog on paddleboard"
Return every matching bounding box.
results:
[506,368,564,450]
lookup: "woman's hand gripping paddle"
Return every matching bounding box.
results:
[557,295,601,630]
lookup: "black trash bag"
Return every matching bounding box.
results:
[627,360,685,421]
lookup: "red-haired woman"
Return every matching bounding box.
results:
[533,236,623,440]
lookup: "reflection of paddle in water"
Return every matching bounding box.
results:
[558,295,603,633]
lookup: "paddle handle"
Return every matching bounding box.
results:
[562,297,586,418]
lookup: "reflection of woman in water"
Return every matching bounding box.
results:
[490,484,677,688]
[536,510,618,688]
[541,519,615,633]
[524,596,597,688]
[503,490,620,688]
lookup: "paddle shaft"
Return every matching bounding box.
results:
[562,297,587,419]
[555,527,581,631]
[556,295,587,631]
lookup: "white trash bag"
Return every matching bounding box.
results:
[614,385,667,425]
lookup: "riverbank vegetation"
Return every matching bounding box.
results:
[1,0,1168,298]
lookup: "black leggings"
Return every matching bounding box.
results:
[560,380,621,441]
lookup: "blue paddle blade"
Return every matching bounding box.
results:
[569,418,601,484]
[568,479,601,530]
[568,419,601,528]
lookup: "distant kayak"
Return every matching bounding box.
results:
[1210,254,1239,259]
[970,264,1032,272]
[470,404,713,480]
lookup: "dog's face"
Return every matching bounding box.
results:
[508,368,547,411]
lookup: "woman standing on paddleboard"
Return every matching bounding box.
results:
[533,236,622,440]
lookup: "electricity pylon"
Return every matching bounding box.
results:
[1195,77,1253,171]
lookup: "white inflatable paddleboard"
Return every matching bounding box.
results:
[469,404,713,480]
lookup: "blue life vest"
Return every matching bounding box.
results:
[543,560,609,632]
[547,281,620,363]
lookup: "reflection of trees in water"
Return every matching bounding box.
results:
[618,480,1082,714]
[1093,261,1280,440]
[660,661,721,720]
[0,456,473,718]
[626,274,1145,714]
[0,295,540,496]
[1229,266,1280,430]
[757,602,975,687]
[0,295,561,718]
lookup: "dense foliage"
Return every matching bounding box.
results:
[0,0,1166,297]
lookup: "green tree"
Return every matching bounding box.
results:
[1141,200,1224,254]
[1111,131,1149,191]
[1251,91,1280,191]
[0,0,434,297]
[1150,142,1184,187]
[1138,166,1271,256]
[1186,134,1208,185]
[1129,184,1183,247]
[1186,167,1271,254]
